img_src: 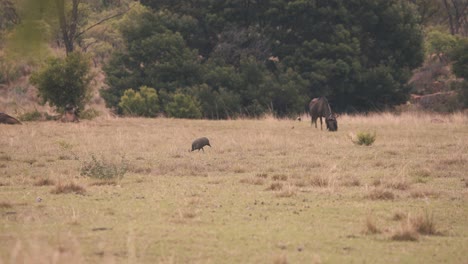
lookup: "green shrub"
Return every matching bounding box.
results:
[30,52,92,112]
[425,29,458,61]
[19,110,43,121]
[353,131,376,146]
[118,86,160,117]
[79,108,100,120]
[80,154,128,180]
[164,93,202,119]
[0,59,22,84]
[18,110,58,121]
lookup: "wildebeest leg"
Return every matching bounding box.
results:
[319,117,323,130]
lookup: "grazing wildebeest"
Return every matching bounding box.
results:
[309,97,338,131]
[0,113,22,125]
[191,137,211,152]
[61,104,79,123]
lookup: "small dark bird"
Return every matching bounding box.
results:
[191,137,211,152]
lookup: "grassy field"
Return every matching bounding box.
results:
[1,113,467,263]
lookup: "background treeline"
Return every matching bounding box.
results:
[1,0,467,119]
[104,0,425,117]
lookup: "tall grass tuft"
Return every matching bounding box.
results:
[34,178,55,186]
[366,188,395,200]
[364,215,381,234]
[411,211,439,235]
[391,210,441,241]
[351,131,376,146]
[51,182,86,195]
[80,154,128,181]
[391,223,420,241]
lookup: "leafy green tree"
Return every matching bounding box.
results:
[118,86,160,117]
[451,39,468,78]
[270,67,310,116]
[451,38,468,108]
[425,29,459,61]
[270,0,424,111]
[191,84,242,119]
[164,93,202,119]
[30,52,92,112]
[103,9,203,109]
[104,0,425,116]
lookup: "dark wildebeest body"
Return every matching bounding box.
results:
[191,137,211,152]
[61,104,79,123]
[0,113,22,125]
[309,97,337,131]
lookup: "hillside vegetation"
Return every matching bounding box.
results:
[0,0,467,119]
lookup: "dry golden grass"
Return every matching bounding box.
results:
[364,215,381,234]
[50,182,86,195]
[256,173,268,178]
[0,112,466,263]
[272,174,289,181]
[240,177,265,185]
[391,224,420,241]
[366,188,396,200]
[33,178,55,186]
[0,154,12,161]
[273,253,289,264]
[411,212,440,235]
[390,211,441,241]
[276,185,297,198]
[341,176,361,187]
[0,201,13,209]
[266,182,283,191]
[392,211,408,221]
[384,178,411,190]
[310,175,330,187]
[88,179,117,186]
[409,188,440,199]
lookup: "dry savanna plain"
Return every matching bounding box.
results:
[0,113,467,263]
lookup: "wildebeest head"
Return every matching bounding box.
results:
[326,115,338,131]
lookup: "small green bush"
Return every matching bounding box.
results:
[118,86,160,117]
[19,110,43,121]
[353,131,376,146]
[0,60,22,84]
[79,108,100,120]
[80,154,128,180]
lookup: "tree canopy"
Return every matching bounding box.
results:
[30,52,92,112]
[103,0,424,117]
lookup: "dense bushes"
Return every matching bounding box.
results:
[164,93,202,119]
[118,87,203,119]
[103,0,425,118]
[118,86,160,117]
[451,39,468,109]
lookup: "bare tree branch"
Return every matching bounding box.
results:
[74,3,137,41]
